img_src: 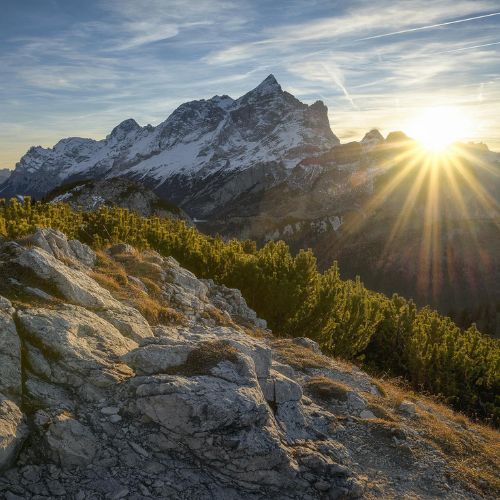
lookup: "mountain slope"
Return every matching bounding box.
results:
[0,228,498,498]
[2,76,498,335]
[44,177,192,222]
[0,75,338,214]
[0,169,10,185]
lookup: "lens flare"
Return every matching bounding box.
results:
[406,107,474,153]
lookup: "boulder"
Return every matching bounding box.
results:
[259,370,302,404]
[17,305,136,401]
[161,256,208,313]
[108,243,136,256]
[347,392,367,412]
[45,413,98,467]
[292,337,321,354]
[29,228,96,268]
[0,397,28,471]
[123,340,193,375]
[96,306,154,343]
[12,245,118,309]
[398,400,417,417]
[0,298,22,399]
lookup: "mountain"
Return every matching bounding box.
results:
[0,228,498,498]
[0,75,338,215]
[2,75,499,335]
[44,177,192,222]
[0,169,10,185]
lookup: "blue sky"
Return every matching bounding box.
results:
[1,0,500,168]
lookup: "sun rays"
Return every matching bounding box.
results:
[342,138,500,299]
[406,106,475,153]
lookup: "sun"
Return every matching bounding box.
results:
[406,106,474,153]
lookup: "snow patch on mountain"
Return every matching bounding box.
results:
[1,75,339,204]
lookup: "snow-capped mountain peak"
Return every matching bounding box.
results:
[1,75,339,212]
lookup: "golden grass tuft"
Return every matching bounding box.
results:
[89,249,186,326]
[201,307,236,327]
[304,376,350,402]
[169,341,239,376]
[366,403,395,421]
[272,339,331,371]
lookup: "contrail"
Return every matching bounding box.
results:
[320,62,357,109]
[437,40,500,53]
[355,12,500,41]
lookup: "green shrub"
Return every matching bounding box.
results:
[1,199,498,424]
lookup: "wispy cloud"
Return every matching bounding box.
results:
[0,0,499,168]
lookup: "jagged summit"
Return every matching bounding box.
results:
[362,129,384,143]
[248,73,282,96]
[108,118,141,139]
[2,76,339,206]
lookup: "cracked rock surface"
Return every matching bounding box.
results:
[0,229,490,499]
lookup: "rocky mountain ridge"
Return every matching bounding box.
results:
[45,178,192,222]
[0,169,10,185]
[0,75,338,215]
[0,228,498,499]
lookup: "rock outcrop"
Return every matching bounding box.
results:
[0,229,494,498]
[45,178,192,223]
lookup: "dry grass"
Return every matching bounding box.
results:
[418,412,500,496]
[88,271,122,292]
[112,252,163,281]
[366,403,395,421]
[201,307,236,327]
[90,249,186,326]
[272,339,331,371]
[140,277,162,295]
[94,250,129,285]
[242,326,273,340]
[367,376,500,496]
[169,341,239,376]
[304,376,350,402]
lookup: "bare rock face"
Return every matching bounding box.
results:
[28,228,96,269]
[45,413,98,468]
[46,178,191,223]
[0,397,28,471]
[203,278,268,329]
[0,230,487,499]
[0,298,21,400]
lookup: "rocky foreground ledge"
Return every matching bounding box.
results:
[0,229,494,499]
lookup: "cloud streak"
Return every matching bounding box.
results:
[0,0,499,168]
[355,11,500,41]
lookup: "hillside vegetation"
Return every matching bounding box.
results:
[1,197,498,424]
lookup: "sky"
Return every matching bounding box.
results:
[1,0,500,168]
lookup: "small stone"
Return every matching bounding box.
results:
[5,493,25,500]
[359,410,376,419]
[101,406,120,415]
[46,480,66,496]
[109,414,122,423]
[314,480,331,492]
[109,487,129,499]
[22,466,41,483]
[129,441,149,457]
[347,392,367,411]
[139,483,151,496]
[398,400,417,416]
